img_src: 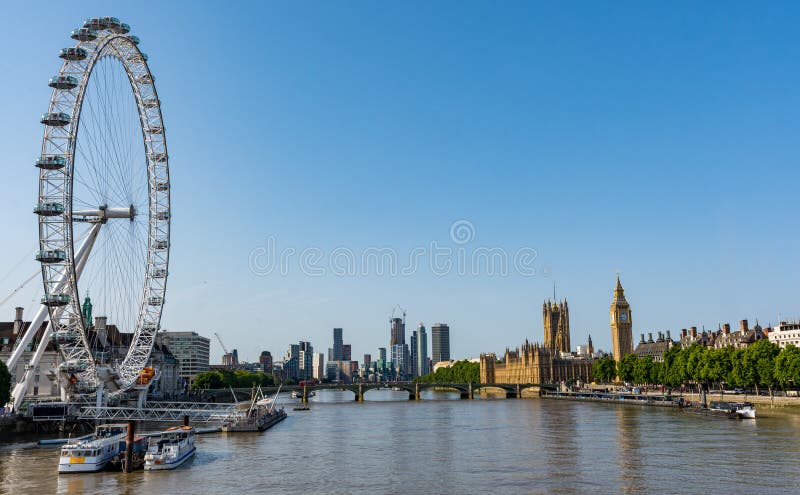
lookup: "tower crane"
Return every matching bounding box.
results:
[214,332,230,355]
[397,305,406,324]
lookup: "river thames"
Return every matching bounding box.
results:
[2,390,800,494]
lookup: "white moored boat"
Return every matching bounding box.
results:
[291,390,315,399]
[58,424,128,473]
[734,402,756,419]
[144,425,196,470]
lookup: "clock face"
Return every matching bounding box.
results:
[620,312,628,322]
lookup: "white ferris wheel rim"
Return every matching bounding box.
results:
[36,17,170,398]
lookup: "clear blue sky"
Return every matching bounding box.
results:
[1,1,798,364]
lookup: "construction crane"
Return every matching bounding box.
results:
[397,305,406,324]
[214,332,230,355]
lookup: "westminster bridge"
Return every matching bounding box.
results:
[201,382,557,403]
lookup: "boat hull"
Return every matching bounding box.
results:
[144,446,196,471]
[58,458,110,473]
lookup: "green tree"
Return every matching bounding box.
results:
[632,356,654,386]
[662,346,687,388]
[0,360,10,407]
[685,344,708,393]
[728,347,754,393]
[191,370,275,390]
[415,361,479,383]
[650,360,663,386]
[616,354,637,383]
[592,356,616,383]
[748,339,779,401]
[192,370,224,390]
[774,344,800,391]
[704,347,733,393]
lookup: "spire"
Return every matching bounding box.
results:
[82,294,93,328]
[614,273,625,298]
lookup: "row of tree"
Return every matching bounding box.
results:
[592,340,800,398]
[414,360,480,384]
[191,369,275,390]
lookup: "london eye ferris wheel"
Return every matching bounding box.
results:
[33,16,170,401]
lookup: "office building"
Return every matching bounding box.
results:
[312,352,325,380]
[431,323,450,364]
[410,331,418,377]
[157,331,211,384]
[415,322,428,376]
[284,344,300,380]
[333,327,343,361]
[259,350,273,373]
[299,341,313,380]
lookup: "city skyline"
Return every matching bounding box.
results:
[0,2,798,364]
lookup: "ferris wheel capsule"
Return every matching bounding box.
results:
[83,18,105,30]
[36,155,66,170]
[35,249,67,263]
[40,112,71,126]
[49,75,79,90]
[59,47,88,61]
[113,22,131,34]
[101,17,122,30]
[71,28,98,42]
[42,294,70,307]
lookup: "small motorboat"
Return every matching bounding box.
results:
[144,426,195,471]
[291,390,315,399]
[734,402,756,419]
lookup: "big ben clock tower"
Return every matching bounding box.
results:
[610,275,633,363]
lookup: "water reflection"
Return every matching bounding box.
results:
[615,406,644,494]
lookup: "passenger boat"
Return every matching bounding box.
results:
[58,424,128,473]
[222,386,288,432]
[143,426,195,470]
[733,402,757,419]
[291,390,315,399]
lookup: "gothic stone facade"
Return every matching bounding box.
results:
[480,341,593,384]
[543,299,570,355]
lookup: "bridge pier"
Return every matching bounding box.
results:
[414,383,420,401]
[302,384,308,404]
[469,382,474,400]
[356,384,364,402]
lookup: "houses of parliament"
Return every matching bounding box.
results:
[480,276,634,384]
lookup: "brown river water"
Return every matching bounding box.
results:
[1,389,799,494]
